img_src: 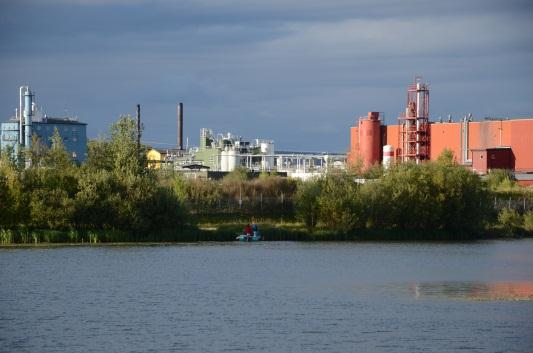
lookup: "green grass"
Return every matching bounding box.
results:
[2,216,531,245]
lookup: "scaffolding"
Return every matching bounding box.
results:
[398,78,430,163]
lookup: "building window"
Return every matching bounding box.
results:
[72,152,77,158]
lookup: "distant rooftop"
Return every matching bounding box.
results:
[35,117,87,125]
[4,116,86,125]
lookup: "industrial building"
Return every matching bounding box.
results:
[0,86,87,164]
[148,127,346,179]
[348,79,533,184]
[146,102,346,179]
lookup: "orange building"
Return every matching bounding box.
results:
[348,116,533,175]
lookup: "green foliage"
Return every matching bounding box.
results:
[318,173,363,233]
[29,188,76,229]
[498,208,522,237]
[294,178,322,232]
[44,128,74,169]
[0,154,27,227]
[360,160,491,233]
[85,138,114,171]
[523,211,533,232]
[110,115,147,175]
[0,114,186,239]
[486,169,516,192]
[436,148,455,165]
[362,163,384,179]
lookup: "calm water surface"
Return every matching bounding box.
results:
[1,240,533,352]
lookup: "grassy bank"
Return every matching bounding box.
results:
[0,226,236,245]
[3,219,530,246]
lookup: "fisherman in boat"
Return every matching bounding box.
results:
[244,224,252,241]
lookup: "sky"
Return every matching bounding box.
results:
[1,0,532,152]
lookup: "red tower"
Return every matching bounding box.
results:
[359,111,381,169]
[398,78,430,163]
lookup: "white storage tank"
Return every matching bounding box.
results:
[260,141,275,171]
[220,149,229,172]
[227,148,238,172]
[383,145,394,169]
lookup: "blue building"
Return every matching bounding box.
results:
[0,86,88,164]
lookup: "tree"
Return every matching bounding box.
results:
[85,138,114,172]
[318,173,363,233]
[294,178,322,232]
[44,128,75,170]
[110,115,147,176]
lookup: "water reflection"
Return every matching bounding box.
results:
[411,281,533,301]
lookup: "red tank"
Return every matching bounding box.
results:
[358,112,381,169]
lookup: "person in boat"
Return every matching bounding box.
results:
[252,223,259,237]
[244,224,252,239]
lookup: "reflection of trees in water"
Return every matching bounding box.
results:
[411,281,533,301]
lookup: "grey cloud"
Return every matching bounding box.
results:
[1,0,532,151]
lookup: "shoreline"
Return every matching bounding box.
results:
[1,225,530,246]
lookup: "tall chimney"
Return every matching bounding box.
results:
[178,102,183,150]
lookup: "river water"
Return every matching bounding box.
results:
[1,240,532,352]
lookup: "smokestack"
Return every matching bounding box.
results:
[178,102,183,150]
[136,104,141,153]
[19,86,25,145]
[24,88,33,150]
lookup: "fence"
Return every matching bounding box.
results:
[185,195,295,218]
[183,194,532,218]
[493,196,533,213]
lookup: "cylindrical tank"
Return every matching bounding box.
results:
[260,141,275,171]
[359,112,381,169]
[220,149,228,171]
[227,149,237,171]
[383,145,394,169]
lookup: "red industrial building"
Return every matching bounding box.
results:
[348,80,533,185]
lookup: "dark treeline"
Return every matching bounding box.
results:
[1,116,532,243]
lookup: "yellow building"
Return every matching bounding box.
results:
[147,148,163,169]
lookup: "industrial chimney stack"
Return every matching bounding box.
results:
[177,102,183,150]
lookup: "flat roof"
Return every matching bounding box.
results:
[35,117,87,125]
[470,146,512,151]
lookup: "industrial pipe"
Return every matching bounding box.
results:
[19,86,26,145]
[24,88,33,149]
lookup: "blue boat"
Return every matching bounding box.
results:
[235,232,262,242]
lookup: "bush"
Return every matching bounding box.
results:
[523,211,533,232]
[294,178,321,232]
[498,208,522,236]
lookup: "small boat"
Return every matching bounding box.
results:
[235,232,262,242]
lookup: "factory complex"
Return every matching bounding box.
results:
[0,86,87,164]
[348,80,533,185]
[2,81,533,184]
[146,103,346,180]
[148,128,346,180]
